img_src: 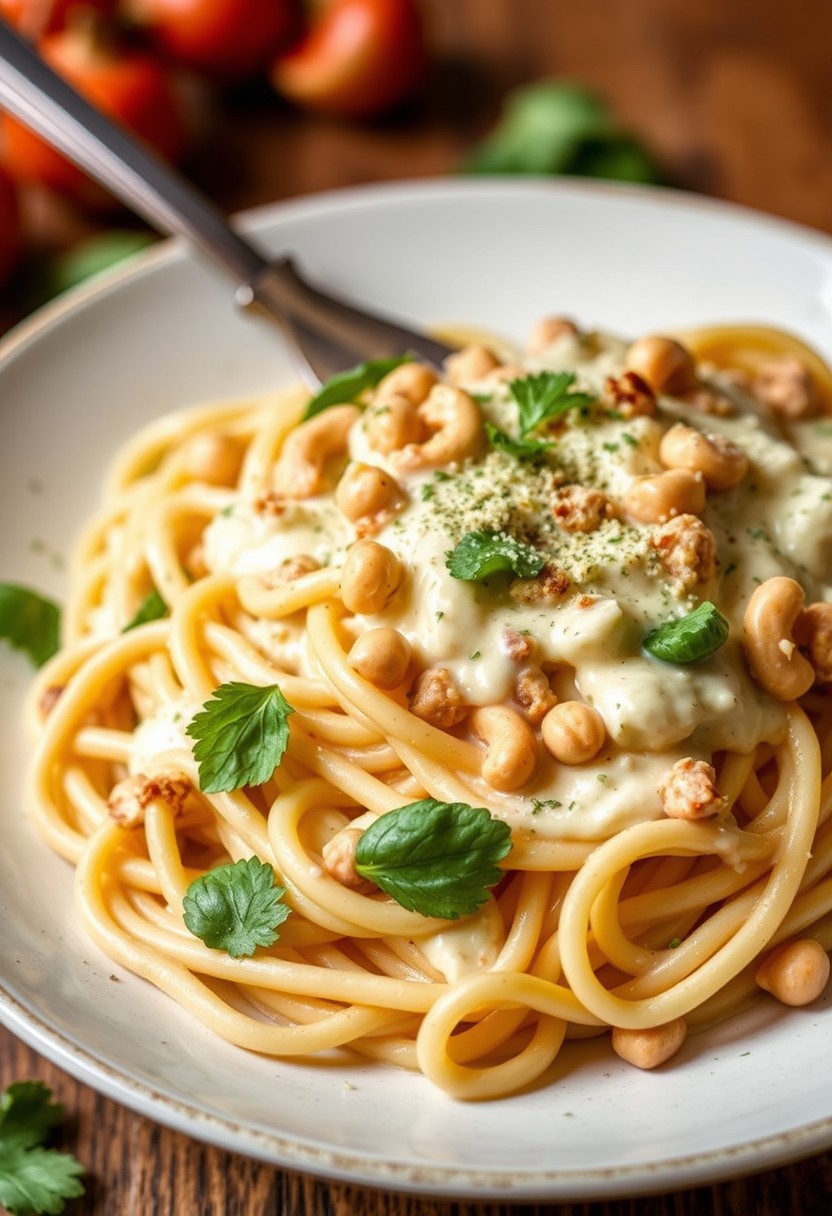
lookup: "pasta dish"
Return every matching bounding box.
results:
[24,317,832,1098]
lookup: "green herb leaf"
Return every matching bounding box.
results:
[509,372,595,436]
[0,584,60,668]
[183,856,291,958]
[485,421,552,460]
[122,587,168,632]
[186,681,295,793]
[303,356,411,420]
[445,530,545,581]
[354,799,512,919]
[644,602,730,665]
[0,1082,85,1215]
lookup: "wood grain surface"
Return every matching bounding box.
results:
[3,0,832,1212]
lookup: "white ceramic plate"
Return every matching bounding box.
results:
[2,180,832,1201]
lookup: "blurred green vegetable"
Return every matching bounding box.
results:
[49,229,156,296]
[462,81,662,184]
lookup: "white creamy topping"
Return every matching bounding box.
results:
[129,697,199,776]
[417,896,504,982]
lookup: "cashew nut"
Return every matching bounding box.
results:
[659,423,748,491]
[393,384,485,471]
[375,361,438,406]
[470,704,537,792]
[623,469,706,523]
[273,404,360,498]
[348,627,412,688]
[335,462,404,532]
[795,601,832,683]
[540,701,605,764]
[743,576,815,700]
[624,335,698,395]
[444,343,502,384]
[340,539,403,615]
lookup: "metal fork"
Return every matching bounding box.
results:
[0,21,455,386]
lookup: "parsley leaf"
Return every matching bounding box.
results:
[303,356,411,420]
[0,1082,85,1215]
[445,530,545,581]
[509,371,595,436]
[354,799,512,919]
[183,856,291,957]
[186,681,295,793]
[644,601,730,665]
[122,587,168,632]
[485,422,552,460]
[0,584,60,668]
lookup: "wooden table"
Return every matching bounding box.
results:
[3,0,832,1211]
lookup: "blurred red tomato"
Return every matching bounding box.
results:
[2,25,187,207]
[0,0,117,38]
[127,0,297,80]
[271,0,427,118]
[0,164,23,288]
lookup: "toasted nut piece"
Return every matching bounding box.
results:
[659,423,748,491]
[624,469,706,524]
[274,404,360,499]
[108,772,191,828]
[182,431,245,486]
[509,564,570,605]
[263,554,321,587]
[650,514,717,592]
[395,385,485,471]
[743,576,815,701]
[541,701,605,764]
[659,757,727,820]
[527,316,579,354]
[335,462,404,531]
[445,343,502,384]
[604,370,657,418]
[501,629,536,661]
[755,939,831,1006]
[514,667,556,725]
[409,666,468,729]
[553,485,612,533]
[340,540,403,615]
[794,601,832,683]
[470,704,537,791]
[752,357,818,420]
[612,1019,687,1069]
[625,336,697,395]
[322,827,369,890]
[348,628,412,689]
[375,362,438,406]
[365,392,426,455]
[38,684,64,716]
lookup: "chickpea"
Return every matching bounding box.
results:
[623,469,706,524]
[375,361,438,406]
[526,316,579,354]
[182,431,244,486]
[541,701,606,764]
[743,577,815,701]
[611,1018,687,1069]
[755,939,830,1006]
[445,343,502,384]
[470,705,537,792]
[335,462,403,525]
[624,336,697,395]
[340,540,403,615]
[348,628,412,689]
[659,423,748,491]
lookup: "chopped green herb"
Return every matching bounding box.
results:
[469,650,481,660]
[183,856,291,958]
[420,483,435,501]
[123,587,168,632]
[0,583,60,668]
[0,1081,85,1214]
[509,371,596,436]
[445,530,545,582]
[668,937,682,949]
[303,356,411,419]
[485,421,552,460]
[621,433,640,447]
[644,602,729,665]
[186,681,295,793]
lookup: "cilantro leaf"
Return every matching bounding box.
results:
[445,530,545,581]
[485,422,552,460]
[509,372,596,436]
[186,681,295,793]
[0,584,60,668]
[122,587,168,632]
[0,1082,84,1215]
[183,856,291,957]
[644,601,730,664]
[354,799,512,919]
[303,356,411,420]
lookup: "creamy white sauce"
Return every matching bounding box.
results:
[416,896,504,982]
[128,697,199,777]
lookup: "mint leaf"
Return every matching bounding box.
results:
[303,356,411,419]
[644,602,729,664]
[485,422,552,460]
[354,799,512,919]
[122,587,168,632]
[0,584,60,668]
[509,372,595,436]
[445,530,545,581]
[0,1082,84,1215]
[186,681,295,793]
[183,856,291,957]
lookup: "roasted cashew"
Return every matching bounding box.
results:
[394,384,485,471]
[743,576,815,700]
[364,392,425,455]
[470,704,537,792]
[795,601,832,683]
[659,423,748,491]
[273,404,360,499]
[375,362,438,406]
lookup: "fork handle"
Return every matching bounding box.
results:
[0,20,267,285]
